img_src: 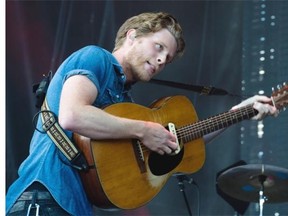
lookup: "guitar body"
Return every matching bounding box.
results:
[74,95,206,209]
[73,84,288,209]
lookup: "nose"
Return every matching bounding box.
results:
[157,53,166,65]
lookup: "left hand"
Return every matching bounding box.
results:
[231,95,279,120]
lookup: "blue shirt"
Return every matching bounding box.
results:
[6,45,133,215]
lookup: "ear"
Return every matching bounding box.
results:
[126,29,136,44]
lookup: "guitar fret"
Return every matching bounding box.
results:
[73,86,287,210]
[177,104,257,143]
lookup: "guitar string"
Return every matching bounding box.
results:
[175,88,287,142]
[135,105,256,155]
[131,91,288,161]
[178,105,255,140]
[176,105,256,143]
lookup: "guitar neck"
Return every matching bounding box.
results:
[178,104,258,143]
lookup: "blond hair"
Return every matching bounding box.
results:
[113,12,185,58]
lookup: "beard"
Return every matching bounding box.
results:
[125,46,151,82]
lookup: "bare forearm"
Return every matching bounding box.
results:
[59,105,146,140]
[58,75,178,155]
[59,105,178,154]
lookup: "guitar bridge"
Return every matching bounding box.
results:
[168,123,181,155]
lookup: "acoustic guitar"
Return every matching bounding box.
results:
[73,83,288,210]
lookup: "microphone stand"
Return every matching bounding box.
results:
[175,173,195,216]
[258,175,267,216]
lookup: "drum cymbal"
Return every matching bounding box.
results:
[217,164,288,203]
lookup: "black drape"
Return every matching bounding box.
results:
[6,1,288,215]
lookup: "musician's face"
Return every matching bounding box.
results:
[125,28,177,82]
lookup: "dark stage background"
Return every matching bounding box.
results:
[6,0,288,215]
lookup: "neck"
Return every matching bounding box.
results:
[113,50,135,84]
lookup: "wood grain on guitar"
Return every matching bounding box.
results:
[74,83,288,210]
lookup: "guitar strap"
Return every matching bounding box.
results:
[150,78,229,95]
[40,98,89,171]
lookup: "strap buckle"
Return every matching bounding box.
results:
[42,111,57,132]
[32,110,57,134]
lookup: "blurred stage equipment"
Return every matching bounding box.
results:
[217,164,288,216]
[174,173,198,216]
[216,160,250,215]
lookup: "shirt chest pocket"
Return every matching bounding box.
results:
[95,88,124,108]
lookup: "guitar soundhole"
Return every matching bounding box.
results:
[148,148,184,176]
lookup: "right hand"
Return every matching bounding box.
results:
[140,122,178,155]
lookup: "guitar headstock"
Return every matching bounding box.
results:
[271,82,288,111]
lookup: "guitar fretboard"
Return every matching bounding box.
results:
[177,104,258,143]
